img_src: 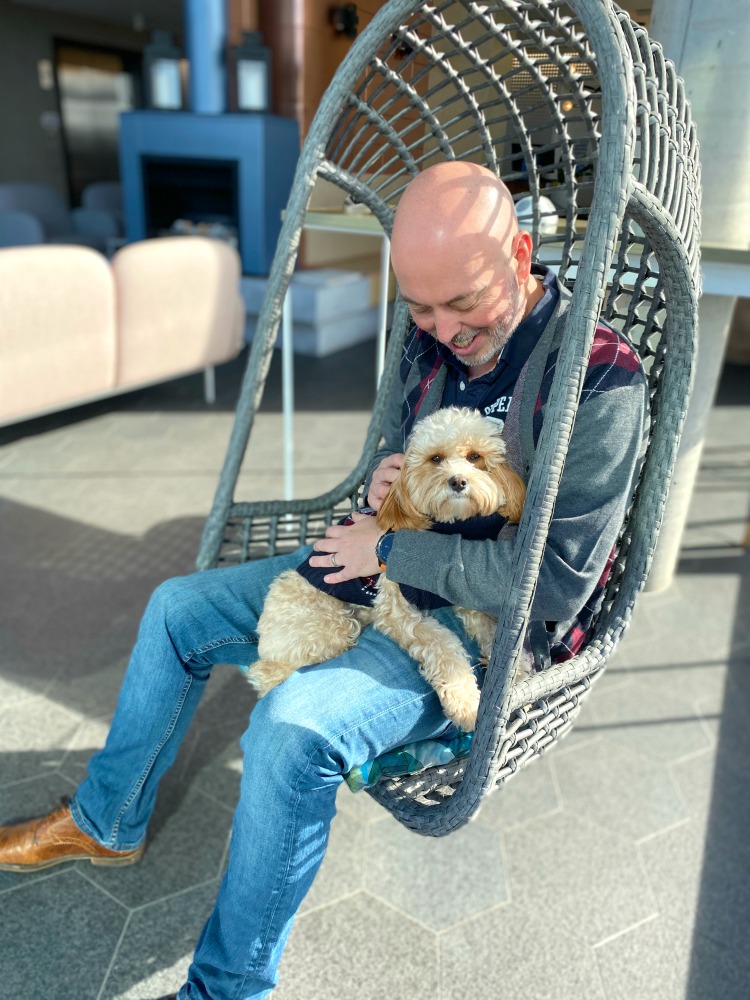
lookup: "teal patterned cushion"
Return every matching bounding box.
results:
[344,732,474,792]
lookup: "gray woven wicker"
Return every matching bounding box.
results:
[197,0,701,836]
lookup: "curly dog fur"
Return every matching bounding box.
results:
[249,407,527,732]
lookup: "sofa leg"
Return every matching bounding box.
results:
[204,366,216,404]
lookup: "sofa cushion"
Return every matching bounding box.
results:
[113,237,244,388]
[0,245,117,424]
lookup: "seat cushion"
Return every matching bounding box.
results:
[344,731,474,792]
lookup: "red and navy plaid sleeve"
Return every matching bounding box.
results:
[533,323,644,446]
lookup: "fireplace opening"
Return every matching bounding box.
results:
[142,156,240,238]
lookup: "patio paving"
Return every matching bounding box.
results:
[0,346,748,1000]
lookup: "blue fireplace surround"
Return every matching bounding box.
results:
[119,111,299,275]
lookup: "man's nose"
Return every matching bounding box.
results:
[433,311,461,344]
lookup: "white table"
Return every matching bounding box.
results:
[280,210,391,499]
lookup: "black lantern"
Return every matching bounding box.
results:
[232,31,272,113]
[143,31,183,110]
[330,4,359,39]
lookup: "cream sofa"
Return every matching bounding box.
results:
[0,237,245,427]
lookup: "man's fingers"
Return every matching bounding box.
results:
[372,468,400,492]
[309,551,345,571]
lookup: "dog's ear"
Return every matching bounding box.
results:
[376,471,431,532]
[493,463,526,524]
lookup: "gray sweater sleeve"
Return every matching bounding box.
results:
[384,380,649,621]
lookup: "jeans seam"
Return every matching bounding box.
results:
[238,749,309,994]
[108,672,194,846]
[182,634,258,664]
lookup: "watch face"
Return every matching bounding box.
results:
[377,530,394,565]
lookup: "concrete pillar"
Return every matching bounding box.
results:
[646,295,736,591]
[644,0,750,590]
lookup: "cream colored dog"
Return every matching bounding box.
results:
[249,407,527,732]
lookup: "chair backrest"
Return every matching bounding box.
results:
[0,210,45,247]
[199,0,701,834]
[0,182,73,239]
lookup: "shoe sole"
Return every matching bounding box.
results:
[0,845,145,872]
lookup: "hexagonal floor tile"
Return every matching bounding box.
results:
[504,810,657,945]
[274,891,439,1000]
[595,913,750,1000]
[0,868,127,1000]
[440,900,606,1000]
[364,816,507,930]
[552,737,687,842]
[100,880,220,1000]
[83,785,233,909]
[591,671,711,765]
[638,795,750,957]
[0,696,84,784]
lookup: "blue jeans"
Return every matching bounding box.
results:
[70,548,472,999]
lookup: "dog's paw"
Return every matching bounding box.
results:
[440,678,481,733]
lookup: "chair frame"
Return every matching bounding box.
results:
[197,0,701,836]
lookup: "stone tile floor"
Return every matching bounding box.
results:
[0,347,748,1000]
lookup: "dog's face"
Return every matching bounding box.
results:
[377,407,526,530]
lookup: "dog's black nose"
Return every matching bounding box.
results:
[449,475,468,493]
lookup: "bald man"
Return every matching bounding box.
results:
[0,163,648,1000]
[309,161,548,582]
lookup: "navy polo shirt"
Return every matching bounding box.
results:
[440,264,559,429]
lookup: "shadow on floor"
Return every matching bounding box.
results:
[682,360,750,996]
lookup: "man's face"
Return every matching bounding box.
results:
[398,263,523,371]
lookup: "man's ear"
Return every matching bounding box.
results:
[376,473,431,532]
[511,230,534,283]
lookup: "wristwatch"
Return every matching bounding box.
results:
[375,529,395,571]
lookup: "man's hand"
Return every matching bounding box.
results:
[367,453,405,510]
[309,513,385,583]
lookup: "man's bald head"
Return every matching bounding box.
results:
[391,161,519,270]
[389,162,541,378]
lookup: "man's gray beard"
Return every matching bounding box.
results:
[452,277,523,368]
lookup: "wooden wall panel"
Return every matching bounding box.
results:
[252,1,389,269]
[258,0,383,141]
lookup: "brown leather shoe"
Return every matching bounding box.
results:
[0,802,145,872]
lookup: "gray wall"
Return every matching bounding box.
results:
[0,0,146,202]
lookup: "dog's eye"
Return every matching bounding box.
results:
[430,454,443,464]
[467,452,481,463]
